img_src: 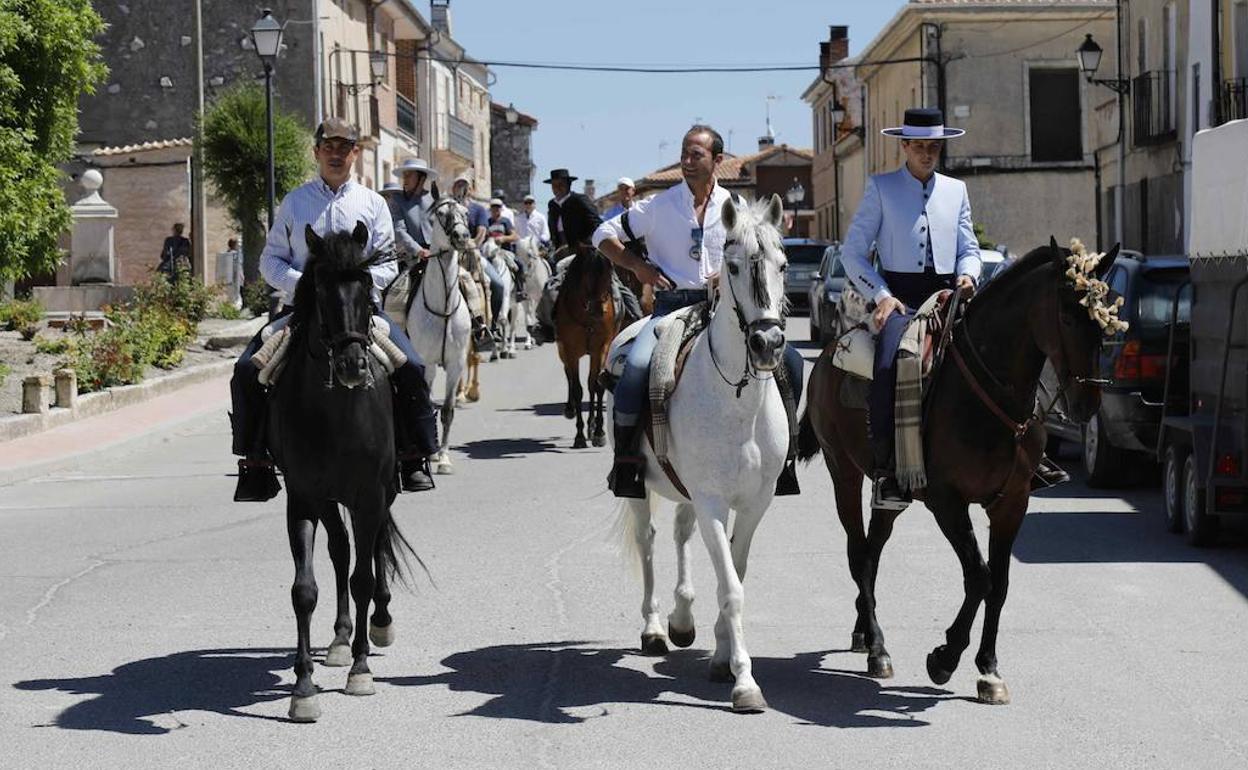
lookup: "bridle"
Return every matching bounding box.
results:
[306,268,376,390]
[423,197,471,364]
[708,236,785,398]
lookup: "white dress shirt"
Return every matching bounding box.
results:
[515,209,551,242]
[260,177,397,303]
[592,180,732,289]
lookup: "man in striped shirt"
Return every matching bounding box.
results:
[230,117,438,501]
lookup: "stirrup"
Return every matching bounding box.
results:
[870,476,910,511]
[234,459,281,503]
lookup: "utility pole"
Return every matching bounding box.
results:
[191,0,208,284]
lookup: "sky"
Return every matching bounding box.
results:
[450,0,907,196]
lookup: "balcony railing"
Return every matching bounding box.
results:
[396,93,418,140]
[1221,78,1248,125]
[447,113,474,161]
[1133,70,1178,147]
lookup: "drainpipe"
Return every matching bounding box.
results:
[1115,0,1126,245]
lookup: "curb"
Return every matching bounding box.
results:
[202,316,266,350]
[0,358,235,445]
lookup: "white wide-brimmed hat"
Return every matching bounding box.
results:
[380,181,402,194]
[881,108,965,140]
[393,158,439,179]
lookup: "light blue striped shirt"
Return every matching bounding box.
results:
[259,177,398,303]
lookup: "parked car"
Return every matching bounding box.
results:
[807,244,844,343]
[1041,250,1191,487]
[782,238,833,312]
[978,248,1011,284]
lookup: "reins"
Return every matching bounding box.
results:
[708,238,782,398]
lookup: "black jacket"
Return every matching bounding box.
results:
[548,192,602,251]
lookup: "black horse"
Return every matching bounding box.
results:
[799,239,1119,704]
[268,222,417,722]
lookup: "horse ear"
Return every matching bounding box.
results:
[1096,243,1120,279]
[765,193,784,228]
[352,220,369,247]
[304,224,321,251]
[1049,235,1063,266]
[431,181,440,200]
[721,196,737,233]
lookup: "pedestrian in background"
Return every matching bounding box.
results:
[602,177,636,220]
[158,222,192,282]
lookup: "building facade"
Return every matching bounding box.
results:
[490,103,538,202]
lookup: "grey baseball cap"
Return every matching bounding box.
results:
[314,117,359,144]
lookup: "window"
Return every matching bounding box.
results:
[1137,18,1148,75]
[1029,67,1083,161]
[1236,2,1248,78]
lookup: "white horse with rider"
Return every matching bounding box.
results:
[511,235,551,351]
[610,194,792,713]
[480,238,517,360]
[406,194,474,475]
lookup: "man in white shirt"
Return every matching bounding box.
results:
[231,117,438,501]
[593,125,804,498]
[514,194,551,246]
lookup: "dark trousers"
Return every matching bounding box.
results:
[230,310,438,459]
[869,270,953,469]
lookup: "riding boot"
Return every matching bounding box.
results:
[398,453,435,492]
[1031,453,1070,490]
[775,458,801,496]
[870,436,909,511]
[234,458,281,502]
[608,422,647,499]
[471,316,495,351]
[392,366,439,493]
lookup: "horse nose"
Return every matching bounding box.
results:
[749,326,784,355]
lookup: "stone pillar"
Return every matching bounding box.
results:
[54,369,78,410]
[22,375,51,414]
[69,169,118,285]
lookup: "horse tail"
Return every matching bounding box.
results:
[379,512,433,589]
[610,497,654,578]
[797,406,821,464]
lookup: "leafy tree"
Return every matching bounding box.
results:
[199,83,312,285]
[0,0,107,282]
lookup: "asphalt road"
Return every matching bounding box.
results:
[1,318,1246,768]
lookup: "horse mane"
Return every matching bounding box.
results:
[724,197,785,310]
[562,247,608,294]
[291,230,371,328]
[963,242,1063,322]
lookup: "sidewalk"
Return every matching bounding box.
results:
[0,316,262,445]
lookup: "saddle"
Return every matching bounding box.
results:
[829,287,953,382]
[251,316,407,386]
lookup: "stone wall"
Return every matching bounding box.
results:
[490,111,535,202]
[79,0,318,148]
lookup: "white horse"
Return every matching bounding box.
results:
[480,239,516,360]
[511,235,551,351]
[406,195,474,475]
[609,194,791,713]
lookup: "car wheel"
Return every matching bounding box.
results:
[1083,412,1129,488]
[1181,453,1219,547]
[1162,444,1188,534]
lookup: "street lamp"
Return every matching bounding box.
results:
[250,8,284,230]
[785,177,805,236]
[369,49,388,83]
[1075,25,1128,248]
[504,103,519,124]
[1077,33,1129,94]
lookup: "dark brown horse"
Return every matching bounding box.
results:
[798,239,1119,704]
[555,248,619,448]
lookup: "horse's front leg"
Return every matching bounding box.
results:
[974,491,1027,705]
[565,357,586,449]
[435,359,460,474]
[344,500,382,696]
[623,498,666,655]
[369,522,396,649]
[825,446,873,653]
[286,499,321,721]
[588,347,607,447]
[320,504,353,667]
[860,507,901,679]
[926,491,991,688]
[667,502,697,647]
[695,494,767,713]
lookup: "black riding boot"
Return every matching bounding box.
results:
[392,367,439,493]
[471,316,494,351]
[398,454,435,492]
[1031,453,1070,490]
[230,410,281,503]
[870,436,909,510]
[608,422,647,499]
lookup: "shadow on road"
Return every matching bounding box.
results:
[498,402,569,418]
[13,648,293,734]
[380,641,952,727]
[454,437,566,460]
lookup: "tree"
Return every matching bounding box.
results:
[0,0,107,283]
[199,83,311,284]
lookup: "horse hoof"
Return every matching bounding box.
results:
[323,643,352,667]
[926,651,954,686]
[976,674,1011,705]
[435,462,454,475]
[731,686,768,714]
[640,633,668,656]
[369,622,395,648]
[867,654,894,679]
[591,435,606,448]
[345,672,376,696]
[563,405,576,420]
[466,389,480,402]
[851,632,868,653]
[288,694,321,722]
[524,342,533,351]
[572,437,588,449]
[456,395,468,406]
[708,661,736,683]
[667,623,696,648]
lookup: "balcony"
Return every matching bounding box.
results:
[1133,70,1178,147]
[1221,78,1248,125]
[396,93,418,140]
[447,113,474,161]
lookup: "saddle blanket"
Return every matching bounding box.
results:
[251,316,407,386]
[830,289,949,381]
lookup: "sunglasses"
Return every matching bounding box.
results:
[689,227,704,261]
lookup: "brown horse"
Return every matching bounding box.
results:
[555,248,618,448]
[798,239,1119,704]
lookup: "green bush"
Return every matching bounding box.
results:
[211,298,244,320]
[33,335,73,355]
[67,326,141,392]
[0,297,43,332]
[134,272,214,326]
[242,281,271,318]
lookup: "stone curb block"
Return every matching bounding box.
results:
[203,316,266,351]
[0,359,235,445]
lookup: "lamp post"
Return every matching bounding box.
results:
[251,8,284,231]
[785,177,805,237]
[1076,26,1128,246]
[829,97,846,239]
[504,103,519,124]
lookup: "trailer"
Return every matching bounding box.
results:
[1157,119,1248,545]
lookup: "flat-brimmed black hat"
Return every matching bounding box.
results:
[543,168,578,184]
[881,107,965,139]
